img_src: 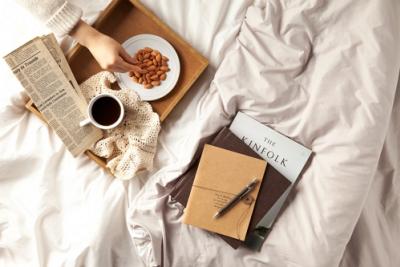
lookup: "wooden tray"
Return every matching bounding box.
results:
[25,0,208,172]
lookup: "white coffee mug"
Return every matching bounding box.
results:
[79,93,124,130]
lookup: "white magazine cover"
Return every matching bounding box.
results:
[230,111,311,183]
[230,112,312,232]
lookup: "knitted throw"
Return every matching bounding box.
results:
[80,71,161,180]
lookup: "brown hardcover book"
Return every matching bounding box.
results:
[171,127,291,248]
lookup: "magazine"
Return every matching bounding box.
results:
[230,112,312,248]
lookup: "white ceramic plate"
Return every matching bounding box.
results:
[115,34,180,101]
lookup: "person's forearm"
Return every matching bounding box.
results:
[69,20,101,48]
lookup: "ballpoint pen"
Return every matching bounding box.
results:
[213,178,258,219]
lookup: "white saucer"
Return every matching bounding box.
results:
[115,34,180,101]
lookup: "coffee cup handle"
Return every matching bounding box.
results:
[79,118,91,127]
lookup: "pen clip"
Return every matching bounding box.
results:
[239,187,252,200]
[213,178,259,219]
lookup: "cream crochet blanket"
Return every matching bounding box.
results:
[80,71,161,180]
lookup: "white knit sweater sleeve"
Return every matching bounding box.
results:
[15,0,82,36]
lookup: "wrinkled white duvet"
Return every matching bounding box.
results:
[0,0,399,266]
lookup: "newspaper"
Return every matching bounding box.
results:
[41,34,85,100]
[3,34,102,156]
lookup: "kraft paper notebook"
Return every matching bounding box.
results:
[182,144,267,241]
[171,127,291,248]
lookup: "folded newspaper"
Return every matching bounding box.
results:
[3,34,102,156]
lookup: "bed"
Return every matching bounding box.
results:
[0,0,399,266]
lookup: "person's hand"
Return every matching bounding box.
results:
[69,20,143,73]
[85,33,143,73]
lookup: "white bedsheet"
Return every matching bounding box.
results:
[1,0,399,267]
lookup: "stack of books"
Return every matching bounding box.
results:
[171,112,312,250]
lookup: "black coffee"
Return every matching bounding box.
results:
[91,96,121,126]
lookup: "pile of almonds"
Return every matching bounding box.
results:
[129,47,170,89]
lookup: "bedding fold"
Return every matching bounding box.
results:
[129,0,400,266]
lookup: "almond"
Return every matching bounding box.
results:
[132,47,171,88]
